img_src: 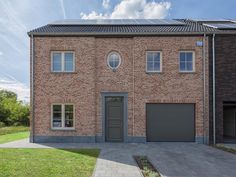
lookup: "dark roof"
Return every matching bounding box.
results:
[28,19,236,36]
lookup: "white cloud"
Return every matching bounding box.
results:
[0,73,29,103]
[59,0,67,19]
[81,0,171,19]
[80,11,109,19]
[0,51,2,56]
[103,0,110,9]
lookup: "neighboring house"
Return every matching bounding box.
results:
[28,19,236,144]
[201,20,236,144]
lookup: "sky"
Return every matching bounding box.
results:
[0,0,236,102]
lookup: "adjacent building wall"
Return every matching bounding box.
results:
[209,35,236,143]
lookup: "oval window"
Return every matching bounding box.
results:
[107,52,121,70]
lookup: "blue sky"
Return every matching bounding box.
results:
[0,0,235,101]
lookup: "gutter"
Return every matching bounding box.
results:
[212,33,216,144]
[27,31,236,37]
[28,30,236,36]
[31,34,35,143]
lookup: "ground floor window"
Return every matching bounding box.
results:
[52,104,74,129]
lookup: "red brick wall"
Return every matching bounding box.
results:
[32,36,209,139]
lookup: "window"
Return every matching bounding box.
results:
[52,52,75,72]
[146,51,162,72]
[107,52,121,70]
[52,104,74,129]
[179,51,195,72]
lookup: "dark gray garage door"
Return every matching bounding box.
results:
[146,103,195,142]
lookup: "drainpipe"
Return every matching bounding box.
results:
[212,34,216,145]
[202,33,206,144]
[31,34,35,143]
[132,38,135,136]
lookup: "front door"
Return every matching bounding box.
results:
[105,97,124,142]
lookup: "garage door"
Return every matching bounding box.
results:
[146,103,195,142]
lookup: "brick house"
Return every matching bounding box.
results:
[28,19,236,144]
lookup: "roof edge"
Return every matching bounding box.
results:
[27,31,236,37]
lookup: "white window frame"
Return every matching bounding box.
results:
[107,51,121,70]
[51,51,75,72]
[179,51,195,73]
[146,51,162,73]
[51,103,75,130]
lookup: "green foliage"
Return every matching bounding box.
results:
[0,90,29,126]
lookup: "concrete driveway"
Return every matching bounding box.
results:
[1,139,236,177]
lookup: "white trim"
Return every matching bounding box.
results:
[146,51,162,73]
[51,103,75,130]
[107,51,121,70]
[179,51,195,73]
[51,51,75,72]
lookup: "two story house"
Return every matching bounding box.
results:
[28,19,236,144]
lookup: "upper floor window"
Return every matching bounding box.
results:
[107,52,121,70]
[179,51,195,72]
[52,104,74,129]
[146,51,162,72]
[51,51,75,72]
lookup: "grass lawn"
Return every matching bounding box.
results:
[0,126,29,144]
[0,131,29,144]
[0,148,100,177]
[0,126,29,135]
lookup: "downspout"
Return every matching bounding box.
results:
[202,33,206,144]
[132,38,135,136]
[31,34,35,143]
[212,34,216,145]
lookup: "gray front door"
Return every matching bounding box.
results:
[146,103,195,142]
[105,97,124,142]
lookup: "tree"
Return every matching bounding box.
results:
[0,90,17,101]
[0,90,29,126]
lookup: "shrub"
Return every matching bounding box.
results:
[0,122,5,128]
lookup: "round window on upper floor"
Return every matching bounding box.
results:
[107,52,121,70]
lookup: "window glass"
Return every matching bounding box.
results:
[65,105,74,127]
[64,53,74,71]
[52,105,62,127]
[52,104,74,128]
[146,52,161,72]
[107,52,121,70]
[179,52,194,72]
[52,53,62,71]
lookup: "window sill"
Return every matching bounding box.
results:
[51,128,76,131]
[146,71,162,74]
[51,71,77,74]
[179,71,196,74]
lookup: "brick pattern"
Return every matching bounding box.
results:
[31,36,209,139]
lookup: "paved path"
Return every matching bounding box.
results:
[1,139,236,177]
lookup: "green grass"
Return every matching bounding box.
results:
[0,126,29,135]
[0,148,100,177]
[0,126,29,144]
[0,131,29,144]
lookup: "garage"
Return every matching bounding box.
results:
[146,103,195,142]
